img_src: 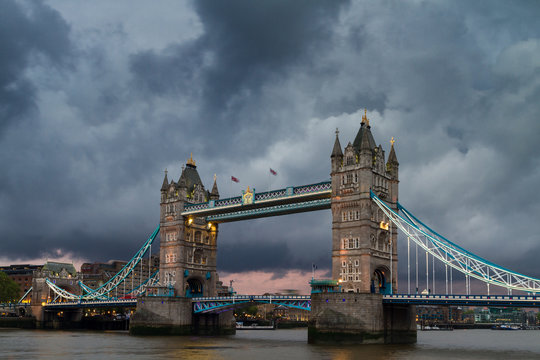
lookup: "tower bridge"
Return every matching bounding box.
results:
[22,110,540,344]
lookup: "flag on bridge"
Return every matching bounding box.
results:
[231,176,240,183]
[269,168,277,176]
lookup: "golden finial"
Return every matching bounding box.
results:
[361,108,370,126]
[213,173,217,182]
[390,137,395,146]
[187,152,196,166]
[246,186,251,192]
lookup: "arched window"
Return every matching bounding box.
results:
[193,249,202,264]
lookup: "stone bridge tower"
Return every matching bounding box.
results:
[159,154,219,297]
[330,111,399,294]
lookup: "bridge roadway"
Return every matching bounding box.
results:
[181,181,331,223]
[39,294,540,312]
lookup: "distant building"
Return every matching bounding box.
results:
[474,307,525,324]
[416,305,464,324]
[0,264,42,300]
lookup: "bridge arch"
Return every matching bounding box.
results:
[371,266,390,295]
[186,277,204,298]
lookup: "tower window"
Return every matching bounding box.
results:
[347,173,353,184]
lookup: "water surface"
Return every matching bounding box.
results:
[1,328,539,359]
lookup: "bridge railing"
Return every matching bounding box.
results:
[183,181,331,213]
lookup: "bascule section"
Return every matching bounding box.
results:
[330,111,399,294]
[159,154,219,298]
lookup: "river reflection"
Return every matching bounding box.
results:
[1,328,540,359]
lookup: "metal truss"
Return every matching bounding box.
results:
[183,181,331,216]
[45,279,81,301]
[45,226,160,301]
[193,295,312,313]
[127,270,159,296]
[18,287,33,303]
[371,191,540,293]
[384,294,540,308]
[206,198,331,222]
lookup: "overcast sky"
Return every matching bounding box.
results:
[1,0,539,294]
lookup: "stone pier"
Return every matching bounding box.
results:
[308,293,416,344]
[129,296,235,336]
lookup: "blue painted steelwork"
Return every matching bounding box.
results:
[17,287,33,303]
[192,295,312,313]
[43,298,137,309]
[206,198,331,222]
[45,226,160,301]
[182,181,331,221]
[36,293,540,311]
[383,294,540,308]
[371,190,540,293]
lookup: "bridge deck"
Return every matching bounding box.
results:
[182,182,331,222]
[39,294,540,310]
[383,294,540,307]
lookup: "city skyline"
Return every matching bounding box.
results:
[1,1,540,294]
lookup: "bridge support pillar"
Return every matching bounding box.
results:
[308,293,416,344]
[193,311,236,335]
[130,296,236,336]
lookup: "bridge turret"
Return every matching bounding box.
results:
[331,129,343,174]
[159,154,218,298]
[330,110,398,294]
[386,138,399,204]
[209,174,219,201]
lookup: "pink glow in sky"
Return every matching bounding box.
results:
[219,269,329,295]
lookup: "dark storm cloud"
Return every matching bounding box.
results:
[0,0,71,134]
[129,0,350,155]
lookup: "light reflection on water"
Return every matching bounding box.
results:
[1,328,540,360]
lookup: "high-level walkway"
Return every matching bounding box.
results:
[182,181,331,222]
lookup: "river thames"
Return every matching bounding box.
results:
[1,328,540,359]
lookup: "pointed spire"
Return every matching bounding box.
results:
[360,126,372,152]
[211,174,219,198]
[331,128,343,158]
[161,169,169,191]
[353,109,376,152]
[387,137,399,165]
